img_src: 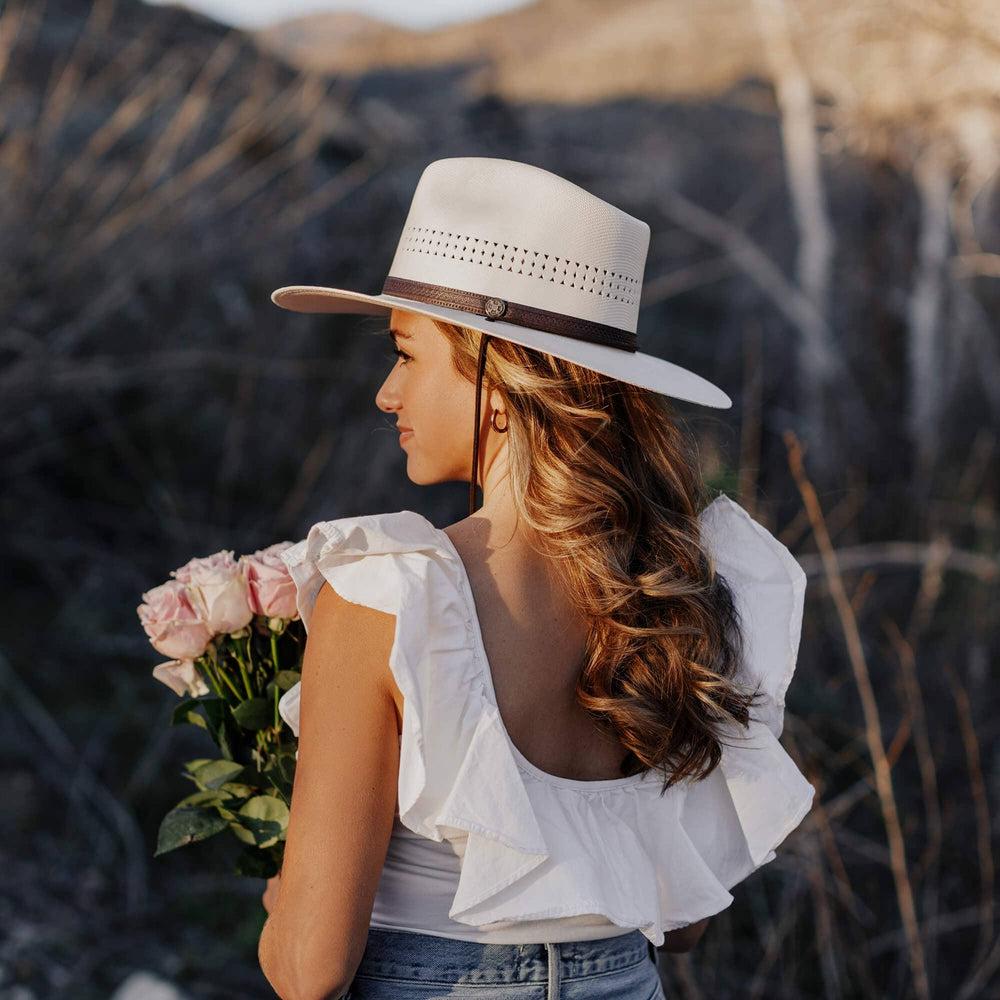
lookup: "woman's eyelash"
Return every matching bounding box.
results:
[388,346,411,364]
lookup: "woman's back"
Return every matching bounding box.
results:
[275,497,814,956]
[441,518,634,784]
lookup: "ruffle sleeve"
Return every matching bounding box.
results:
[275,496,815,947]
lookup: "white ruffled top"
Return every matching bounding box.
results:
[276,493,815,947]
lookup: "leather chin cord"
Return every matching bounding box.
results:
[469,333,492,516]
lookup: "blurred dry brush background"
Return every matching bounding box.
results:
[1,0,999,996]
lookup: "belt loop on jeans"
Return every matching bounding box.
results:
[544,942,561,999]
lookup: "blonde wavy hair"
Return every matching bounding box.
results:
[434,318,764,793]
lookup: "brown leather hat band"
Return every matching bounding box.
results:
[381,275,637,353]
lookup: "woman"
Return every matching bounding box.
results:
[258,157,814,999]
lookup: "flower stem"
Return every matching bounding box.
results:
[218,664,244,702]
[196,657,223,698]
[230,641,254,700]
[207,644,244,701]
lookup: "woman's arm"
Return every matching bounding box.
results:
[257,582,402,1000]
[658,917,711,953]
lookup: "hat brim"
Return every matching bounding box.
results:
[270,285,732,409]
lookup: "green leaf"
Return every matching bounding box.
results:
[171,697,203,727]
[229,794,289,848]
[185,758,245,790]
[265,671,301,706]
[199,698,237,760]
[155,804,228,856]
[261,746,297,791]
[213,781,255,820]
[171,698,209,730]
[185,710,208,730]
[232,697,272,731]
[176,789,227,809]
[234,844,280,879]
[218,781,256,799]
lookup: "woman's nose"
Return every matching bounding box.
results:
[375,373,400,413]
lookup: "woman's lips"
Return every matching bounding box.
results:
[399,430,414,443]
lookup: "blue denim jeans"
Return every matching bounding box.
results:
[344,927,666,999]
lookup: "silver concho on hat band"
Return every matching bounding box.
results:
[484,297,508,320]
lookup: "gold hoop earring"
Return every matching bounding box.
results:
[490,409,508,433]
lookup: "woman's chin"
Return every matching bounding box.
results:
[401,459,429,485]
[402,460,452,487]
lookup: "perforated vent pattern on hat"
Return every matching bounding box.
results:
[399,226,641,306]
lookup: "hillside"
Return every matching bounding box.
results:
[254,0,1000,161]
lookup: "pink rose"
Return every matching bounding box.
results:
[240,542,299,620]
[152,658,210,698]
[137,580,213,660]
[171,550,252,634]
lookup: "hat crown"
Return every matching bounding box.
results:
[386,157,650,335]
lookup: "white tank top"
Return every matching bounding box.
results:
[370,797,635,943]
[277,492,815,947]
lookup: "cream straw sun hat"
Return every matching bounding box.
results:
[270,156,732,515]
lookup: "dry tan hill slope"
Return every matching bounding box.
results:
[253,0,1000,170]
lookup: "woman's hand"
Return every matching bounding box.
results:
[262,872,281,916]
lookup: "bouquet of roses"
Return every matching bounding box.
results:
[137,542,304,879]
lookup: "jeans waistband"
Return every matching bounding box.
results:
[356,927,654,984]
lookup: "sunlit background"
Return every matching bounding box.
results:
[2,0,998,997]
[143,0,533,29]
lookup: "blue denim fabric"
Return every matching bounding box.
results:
[343,927,666,999]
